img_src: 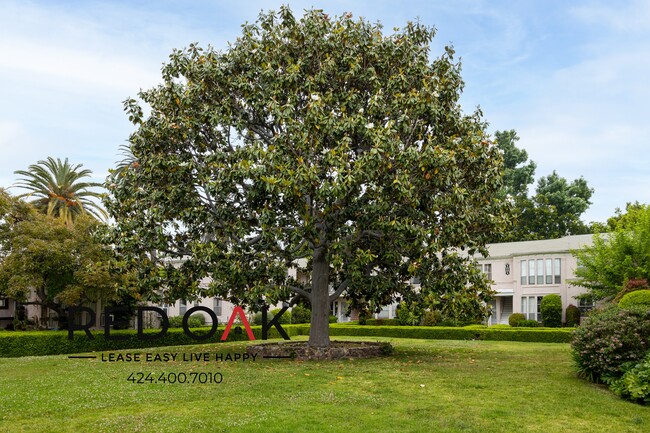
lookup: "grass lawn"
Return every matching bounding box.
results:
[0,337,648,432]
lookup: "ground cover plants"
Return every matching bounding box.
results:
[1,337,648,432]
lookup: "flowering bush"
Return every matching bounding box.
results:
[571,306,650,382]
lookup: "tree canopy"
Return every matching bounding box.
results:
[105,7,509,347]
[0,189,133,326]
[572,204,650,302]
[493,130,593,241]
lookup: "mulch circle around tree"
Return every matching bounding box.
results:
[246,341,393,361]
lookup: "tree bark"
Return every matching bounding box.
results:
[309,245,330,347]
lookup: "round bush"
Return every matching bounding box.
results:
[571,306,650,382]
[270,308,291,324]
[291,305,311,324]
[619,290,650,310]
[168,314,205,328]
[565,304,581,327]
[508,313,526,327]
[420,310,442,327]
[541,294,562,327]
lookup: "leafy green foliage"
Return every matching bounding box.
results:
[541,294,562,327]
[104,7,507,347]
[420,310,442,326]
[13,157,106,224]
[290,305,311,324]
[571,306,650,382]
[0,326,298,357]
[0,190,134,325]
[565,304,581,327]
[493,131,593,241]
[608,352,650,405]
[508,313,526,327]
[516,319,540,327]
[618,290,650,310]
[327,324,573,343]
[573,205,650,301]
[168,314,206,328]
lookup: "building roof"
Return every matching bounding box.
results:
[481,234,596,259]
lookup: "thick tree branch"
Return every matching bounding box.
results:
[329,279,349,302]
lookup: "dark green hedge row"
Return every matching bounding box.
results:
[0,325,306,358]
[0,323,571,357]
[325,325,573,343]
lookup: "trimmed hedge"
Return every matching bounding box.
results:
[325,324,572,343]
[0,325,307,358]
[0,323,573,358]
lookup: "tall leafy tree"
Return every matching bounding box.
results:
[494,130,536,198]
[0,189,134,326]
[573,204,650,301]
[105,8,508,347]
[13,157,107,225]
[493,130,593,241]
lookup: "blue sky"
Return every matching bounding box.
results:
[1,0,648,224]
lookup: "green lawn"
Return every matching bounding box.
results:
[0,337,648,432]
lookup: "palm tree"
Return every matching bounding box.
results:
[13,157,107,224]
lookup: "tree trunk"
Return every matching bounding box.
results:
[309,246,330,347]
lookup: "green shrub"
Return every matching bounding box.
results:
[168,314,205,328]
[516,319,539,328]
[290,305,311,324]
[541,294,562,328]
[420,310,442,327]
[0,325,311,358]
[395,301,421,326]
[619,290,650,310]
[565,304,581,327]
[571,306,650,382]
[329,315,338,324]
[270,309,291,324]
[253,309,292,325]
[365,318,400,326]
[508,313,526,327]
[608,352,650,405]
[324,324,572,343]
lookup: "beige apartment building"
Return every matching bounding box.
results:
[478,234,594,325]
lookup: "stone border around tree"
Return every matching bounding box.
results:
[246,341,393,361]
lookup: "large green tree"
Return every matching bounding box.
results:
[493,130,593,241]
[105,8,508,347]
[0,189,133,326]
[13,157,107,225]
[572,204,650,302]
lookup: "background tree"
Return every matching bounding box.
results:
[0,189,134,326]
[105,8,509,347]
[493,130,593,241]
[13,157,106,225]
[572,204,650,302]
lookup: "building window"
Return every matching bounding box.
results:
[179,300,187,316]
[578,299,594,314]
[483,264,492,280]
[521,295,544,322]
[536,259,544,284]
[0,298,8,309]
[554,259,561,284]
[520,260,527,285]
[545,259,552,284]
[528,260,535,285]
[213,298,222,316]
